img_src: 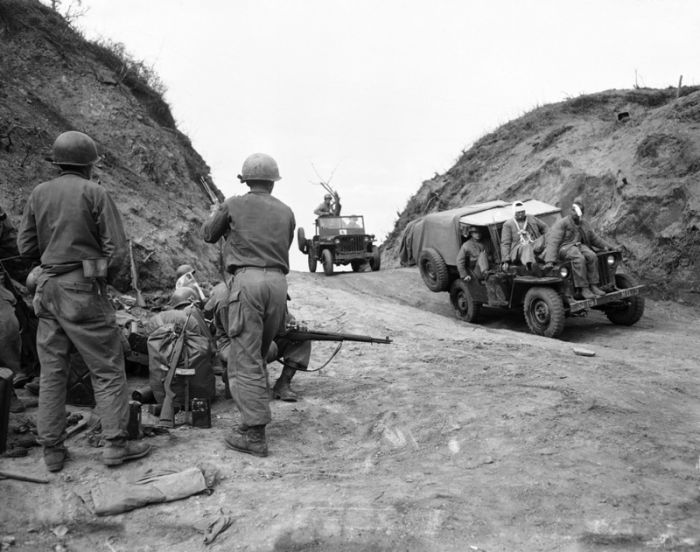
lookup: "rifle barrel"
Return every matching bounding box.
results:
[284,329,391,344]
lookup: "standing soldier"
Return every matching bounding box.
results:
[313,192,341,216]
[17,130,151,472]
[202,153,295,457]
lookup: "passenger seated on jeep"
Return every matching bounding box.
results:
[457,225,494,281]
[500,201,548,272]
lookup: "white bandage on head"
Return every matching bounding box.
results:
[573,204,583,217]
[512,201,525,216]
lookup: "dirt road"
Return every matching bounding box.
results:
[3,267,700,551]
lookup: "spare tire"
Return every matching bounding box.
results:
[297,227,308,254]
[418,248,449,292]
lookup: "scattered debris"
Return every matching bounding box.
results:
[573,347,596,357]
[204,510,234,545]
[0,469,49,484]
[91,466,209,516]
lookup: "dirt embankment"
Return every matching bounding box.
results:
[3,268,700,551]
[0,0,222,290]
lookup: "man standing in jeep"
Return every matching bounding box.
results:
[544,198,612,300]
[314,192,341,216]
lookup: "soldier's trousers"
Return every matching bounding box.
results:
[0,286,21,374]
[35,271,129,447]
[227,268,287,427]
[560,243,599,288]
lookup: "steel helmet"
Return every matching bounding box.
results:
[237,153,281,183]
[169,287,199,308]
[324,193,332,200]
[52,131,99,166]
[175,264,195,278]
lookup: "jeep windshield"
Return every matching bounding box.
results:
[317,216,365,235]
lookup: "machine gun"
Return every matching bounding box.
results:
[158,313,191,428]
[280,321,391,372]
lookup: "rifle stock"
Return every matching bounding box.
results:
[128,240,146,307]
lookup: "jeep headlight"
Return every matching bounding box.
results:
[364,236,370,243]
[606,255,616,266]
[334,238,340,245]
[559,266,569,278]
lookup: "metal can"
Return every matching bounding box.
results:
[127,400,142,439]
[190,398,211,428]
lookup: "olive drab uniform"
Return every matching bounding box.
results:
[0,206,22,378]
[202,190,295,427]
[544,215,611,288]
[17,170,131,448]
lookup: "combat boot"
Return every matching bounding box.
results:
[102,438,152,467]
[43,444,68,473]
[580,287,596,300]
[272,367,298,402]
[224,425,268,457]
[590,284,606,296]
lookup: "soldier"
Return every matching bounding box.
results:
[500,201,548,271]
[146,287,215,409]
[0,205,28,412]
[17,130,151,472]
[204,281,311,402]
[456,225,493,280]
[313,192,341,216]
[174,263,206,303]
[544,198,612,300]
[202,152,295,457]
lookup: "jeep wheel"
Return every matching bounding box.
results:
[308,252,317,273]
[449,279,481,323]
[369,246,381,271]
[322,249,334,276]
[297,227,308,254]
[523,287,565,338]
[351,260,364,272]
[605,273,645,326]
[418,248,449,292]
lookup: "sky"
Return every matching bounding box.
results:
[67,0,700,271]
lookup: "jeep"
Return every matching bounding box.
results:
[298,215,381,275]
[402,199,645,338]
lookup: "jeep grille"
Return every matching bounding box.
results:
[337,236,366,254]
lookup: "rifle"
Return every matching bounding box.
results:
[159,312,192,427]
[128,240,146,307]
[280,322,391,372]
[198,176,226,281]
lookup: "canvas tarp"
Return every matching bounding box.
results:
[399,200,508,267]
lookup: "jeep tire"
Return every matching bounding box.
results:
[523,287,565,338]
[605,273,645,326]
[418,248,449,292]
[322,249,334,276]
[308,252,317,273]
[449,279,481,323]
[297,227,308,254]
[369,246,381,272]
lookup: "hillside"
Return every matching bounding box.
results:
[4,268,700,551]
[383,88,700,304]
[0,0,222,290]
